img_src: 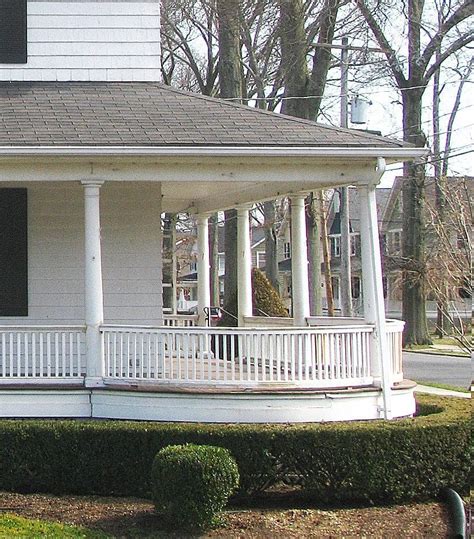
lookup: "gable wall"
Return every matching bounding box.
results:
[0,1,161,81]
[0,182,162,325]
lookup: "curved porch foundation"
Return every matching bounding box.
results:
[0,381,416,423]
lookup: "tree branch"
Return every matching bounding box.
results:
[423,30,474,84]
[355,0,408,88]
[419,0,474,74]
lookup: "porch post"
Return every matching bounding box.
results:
[290,194,310,326]
[197,214,211,326]
[82,180,105,386]
[237,205,253,326]
[359,182,392,419]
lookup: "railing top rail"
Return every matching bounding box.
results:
[100,324,375,334]
[163,314,199,319]
[307,316,366,322]
[0,325,86,331]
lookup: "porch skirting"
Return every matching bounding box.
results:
[0,382,416,423]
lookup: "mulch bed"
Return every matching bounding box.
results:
[0,491,451,537]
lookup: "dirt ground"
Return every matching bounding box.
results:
[0,491,452,538]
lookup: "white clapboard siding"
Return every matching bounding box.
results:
[0,1,161,81]
[1,183,162,326]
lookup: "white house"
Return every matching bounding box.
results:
[0,0,426,423]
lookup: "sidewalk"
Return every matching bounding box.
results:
[403,342,471,357]
[415,384,471,399]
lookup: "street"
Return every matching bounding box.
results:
[402,351,471,389]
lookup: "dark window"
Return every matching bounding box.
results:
[0,0,27,64]
[0,189,28,316]
[351,276,361,299]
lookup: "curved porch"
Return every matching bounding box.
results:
[0,318,415,422]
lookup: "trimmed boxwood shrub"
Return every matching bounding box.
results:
[151,444,239,530]
[0,395,469,504]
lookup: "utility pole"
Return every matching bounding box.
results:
[339,37,353,317]
[311,39,384,318]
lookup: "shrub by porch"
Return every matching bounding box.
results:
[0,395,469,504]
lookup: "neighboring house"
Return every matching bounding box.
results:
[325,179,472,324]
[175,223,268,311]
[326,187,391,315]
[0,0,425,423]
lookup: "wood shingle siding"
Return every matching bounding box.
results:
[0,1,161,81]
[1,183,162,325]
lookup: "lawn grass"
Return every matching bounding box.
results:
[403,335,471,356]
[415,381,470,393]
[0,514,108,538]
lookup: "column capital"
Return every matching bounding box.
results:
[289,193,308,203]
[236,203,253,213]
[81,180,105,188]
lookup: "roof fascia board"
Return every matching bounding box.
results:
[0,145,428,161]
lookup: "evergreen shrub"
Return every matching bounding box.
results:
[218,267,288,327]
[0,395,469,504]
[151,444,239,530]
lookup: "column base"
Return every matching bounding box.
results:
[85,377,106,388]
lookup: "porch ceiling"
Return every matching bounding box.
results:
[0,148,425,213]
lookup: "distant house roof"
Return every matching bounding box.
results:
[0,82,412,149]
[328,187,391,234]
[381,175,474,229]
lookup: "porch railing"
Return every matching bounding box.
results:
[163,314,198,327]
[0,321,404,389]
[101,324,375,388]
[0,326,85,383]
[386,319,404,382]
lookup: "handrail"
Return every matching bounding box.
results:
[101,323,375,334]
[0,325,85,331]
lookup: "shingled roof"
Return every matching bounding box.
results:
[0,82,412,149]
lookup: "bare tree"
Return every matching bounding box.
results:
[432,55,473,335]
[216,0,243,318]
[356,0,474,345]
[424,177,472,353]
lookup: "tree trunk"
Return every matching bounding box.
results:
[401,86,432,345]
[319,193,334,316]
[307,192,322,315]
[432,49,450,337]
[279,0,311,119]
[217,0,242,318]
[264,200,279,291]
[309,0,340,119]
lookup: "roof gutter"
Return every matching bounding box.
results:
[0,145,428,160]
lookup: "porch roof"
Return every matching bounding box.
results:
[1,81,409,150]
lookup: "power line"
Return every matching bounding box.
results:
[383,104,474,137]
[222,78,471,102]
[385,146,474,173]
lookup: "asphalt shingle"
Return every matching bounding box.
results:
[0,82,410,148]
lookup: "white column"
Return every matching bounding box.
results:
[290,195,310,326]
[197,214,211,326]
[359,183,392,419]
[237,205,253,326]
[82,180,105,386]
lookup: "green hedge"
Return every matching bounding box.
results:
[0,395,469,504]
